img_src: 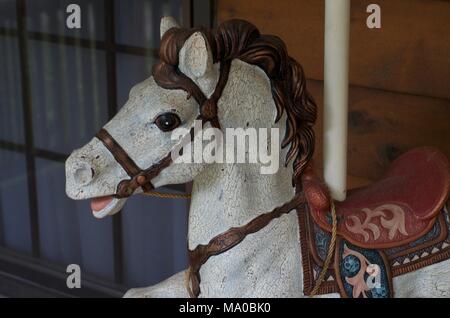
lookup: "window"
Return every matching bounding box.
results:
[0,0,201,297]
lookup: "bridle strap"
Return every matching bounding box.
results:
[96,129,141,177]
[200,61,231,129]
[96,129,155,195]
[186,192,306,298]
[95,60,232,198]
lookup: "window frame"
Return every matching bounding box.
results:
[0,0,210,297]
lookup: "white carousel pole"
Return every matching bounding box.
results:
[323,0,350,201]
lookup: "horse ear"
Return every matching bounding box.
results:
[179,32,213,79]
[160,16,180,38]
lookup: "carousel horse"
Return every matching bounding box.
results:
[65,18,450,298]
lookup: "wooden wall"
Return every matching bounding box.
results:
[217,0,450,188]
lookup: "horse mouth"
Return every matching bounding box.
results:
[91,195,126,219]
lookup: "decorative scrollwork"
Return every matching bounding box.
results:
[345,204,408,242]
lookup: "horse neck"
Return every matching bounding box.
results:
[188,160,296,249]
[187,60,296,249]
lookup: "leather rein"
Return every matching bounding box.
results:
[186,192,306,297]
[95,58,312,298]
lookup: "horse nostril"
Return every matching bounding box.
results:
[73,162,94,186]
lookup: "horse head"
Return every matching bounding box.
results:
[65,17,316,223]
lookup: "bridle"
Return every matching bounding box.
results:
[95,57,310,298]
[95,36,331,298]
[95,60,231,198]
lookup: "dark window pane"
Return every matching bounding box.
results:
[0,150,31,254]
[35,158,115,281]
[0,35,24,144]
[28,40,108,154]
[26,0,105,41]
[116,53,155,108]
[121,194,188,287]
[0,0,17,29]
[115,0,184,49]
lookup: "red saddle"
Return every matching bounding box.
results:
[303,147,450,249]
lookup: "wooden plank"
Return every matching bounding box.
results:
[217,0,450,100]
[308,79,450,183]
[349,0,450,100]
[308,80,370,189]
[217,0,324,85]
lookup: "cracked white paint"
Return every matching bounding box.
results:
[160,16,180,38]
[65,17,450,298]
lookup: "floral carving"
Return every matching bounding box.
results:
[345,204,408,242]
[342,245,371,298]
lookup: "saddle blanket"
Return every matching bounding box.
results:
[298,201,450,298]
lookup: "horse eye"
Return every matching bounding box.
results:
[154,112,181,132]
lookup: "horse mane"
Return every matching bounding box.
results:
[153,19,317,183]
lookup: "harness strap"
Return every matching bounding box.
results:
[96,129,155,195]
[95,60,231,198]
[96,128,141,177]
[186,192,306,298]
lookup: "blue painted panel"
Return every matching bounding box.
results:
[28,41,108,154]
[116,53,156,108]
[26,0,105,41]
[121,194,188,287]
[0,0,17,29]
[0,150,31,254]
[35,159,115,281]
[0,36,24,144]
[115,0,184,49]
